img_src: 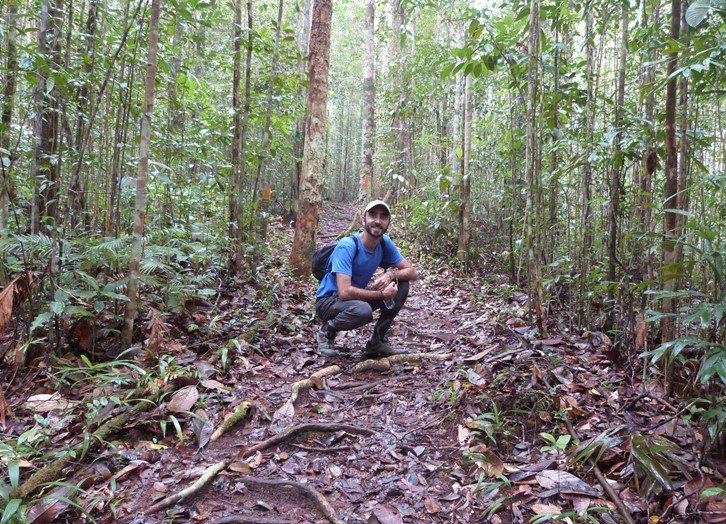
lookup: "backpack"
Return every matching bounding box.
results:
[311,233,389,281]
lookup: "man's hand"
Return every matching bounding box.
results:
[370,270,396,291]
[381,281,398,300]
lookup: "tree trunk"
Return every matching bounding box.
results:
[606,2,629,330]
[578,1,595,323]
[0,0,19,233]
[359,0,375,200]
[68,0,99,231]
[32,0,63,234]
[661,0,681,351]
[235,0,254,271]
[253,0,284,257]
[287,0,312,221]
[457,75,472,265]
[289,0,332,277]
[121,0,161,348]
[230,0,243,267]
[525,0,544,332]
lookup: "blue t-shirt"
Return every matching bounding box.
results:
[316,233,404,299]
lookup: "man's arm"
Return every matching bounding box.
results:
[369,259,418,291]
[337,272,397,302]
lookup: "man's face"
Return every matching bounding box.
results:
[363,206,391,238]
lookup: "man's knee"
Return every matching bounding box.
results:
[349,300,374,323]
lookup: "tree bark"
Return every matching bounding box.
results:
[289,0,333,277]
[254,0,284,256]
[525,0,544,332]
[0,0,19,233]
[121,0,161,348]
[359,0,375,200]
[661,0,681,349]
[230,0,243,268]
[457,75,472,265]
[606,1,629,330]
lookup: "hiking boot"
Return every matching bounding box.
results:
[316,330,341,357]
[364,338,407,358]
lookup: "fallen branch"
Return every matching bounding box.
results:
[18,386,163,499]
[210,401,253,442]
[239,476,344,524]
[352,352,450,373]
[289,365,341,404]
[145,422,374,516]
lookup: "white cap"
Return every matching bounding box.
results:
[364,200,390,214]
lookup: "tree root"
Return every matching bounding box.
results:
[238,476,344,524]
[289,365,341,404]
[144,422,374,516]
[18,386,162,499]
[352,352,450,373]
[210,401,253,442]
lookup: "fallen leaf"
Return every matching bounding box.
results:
[531,502,563,518]
[229,461,252,473]
[535,470,601,497]
[424,496,441,514]
[168,386,198,413]
[27,487,71,523]
[369,504,403,524]
[273,400,295,421]
[25,393,76,413]
[0,279,17,334]
[200,379,232,393]
[457,424,471,444]
[153,482,167,492]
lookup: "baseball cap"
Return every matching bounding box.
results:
[364,200,390,215]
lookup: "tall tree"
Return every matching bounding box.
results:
[230,0,244,263]
[457,75,472,264]
[606,1,629,329]
[661,0,682,349]
[289,0,333,277]
[359,0,375,200]
[0,0,19,233]
[122,0,161,348]
[525,0,544,331]
[254,0,285,254]
[31,0,64,234]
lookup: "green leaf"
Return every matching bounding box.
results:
[0,499,22,524]
[94,301,106,313]
[50,301,65,315]
[685,2,713,27]
[30,311,53,333]
[8,460,19,490]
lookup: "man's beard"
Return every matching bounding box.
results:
[364,220,388,238]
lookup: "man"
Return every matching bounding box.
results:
[315,200,418,358]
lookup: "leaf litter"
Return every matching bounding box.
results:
[0,203,723,523]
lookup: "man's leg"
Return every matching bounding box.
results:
[315,295,373,355]
[368,280,409,351]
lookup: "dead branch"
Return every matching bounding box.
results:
[210,401,253,442]
[352,352,450,373]
[18,386,162,499]
[239,476,344,524]
[144,422,374,516]
[289,365,341,404]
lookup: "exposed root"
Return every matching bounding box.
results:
[144,422,373,516]
[352,352,451,373]
[18,386,162,499]
[289,365,341,404]
[239,476,344,524]
[210,401,253,442]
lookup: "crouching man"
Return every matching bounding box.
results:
[315,200,418,358]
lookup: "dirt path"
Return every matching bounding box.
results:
[6,204,718,523]
[118,202,490,523]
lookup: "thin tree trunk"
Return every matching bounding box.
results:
[457,75,472,265]
[289,0,332,277]
[0,0,19,233]
[121,0,161,348]
[235,0,253,271]
[359,0,375,200]
[230,0,243,262]
[661,0,681,352]
[606,2,629,330]
[525,0,544,332]
[253,0,284,256]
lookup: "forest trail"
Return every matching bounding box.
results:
[9,203,713,523]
